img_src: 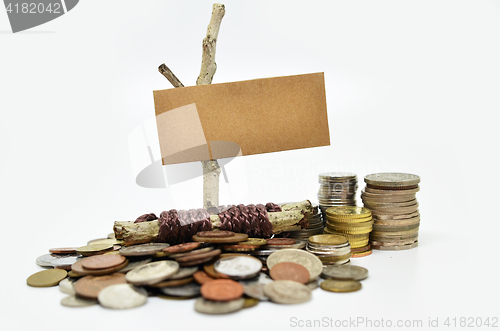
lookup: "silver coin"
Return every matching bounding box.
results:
[97,283,148,309]
[119,243,170,257]
[247,249,279,256]
[322,265,368,281]
[118,257,153,273]
[267,249,323,282]
[239,273,273,301]
[318,172,357,180]
[59,278,75,295]
[306,279,320,290]
[194,298,245,314]
[264,280,312,304]
[214,256,262,280]
[36,254,81,268]
[167,266,199,280]
[364,173,420,187]
[61,295,97,307]
[160,282,201,297]
[125,261,179,286]
[372,241,419,251]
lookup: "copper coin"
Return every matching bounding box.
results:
[265,238,296,245]
[221,244,260,251]
[193,271,216,285]
[351,249,372,258]
[351,243,371,253]
[49,247,78,254]
[175,249,221,263]
[163,242,201,254]
[270,262,310,284]
[149,277,194,288]
[73,273,127,299]
[178,255,219,268]
[200,279,244,301]
[192,233,249,244]
[54,265,72,271]
[72,257,128,276]
[81,254,126,270]
[196,231,234,238]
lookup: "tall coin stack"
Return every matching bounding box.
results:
[318,172,358,221]
[362,173,420,251]
[323,206,373,257]
[306,234,351,265]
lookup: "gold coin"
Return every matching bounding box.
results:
[27,269,67,287]
[308,234,347,246]
[326,206,371,219]
[242,297,259,308]
[326,219,374,228]
[76,244,114,256]
[325,215,373,224]
[349,239,370,249]
[320,279,361,293]
[239,238,267,246]
[87,238,124,246]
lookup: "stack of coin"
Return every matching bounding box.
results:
[362,173,420,251]
[305,234,351,265]
[317,172,358,220]
[323,206,373,257]
[286,203,324,240]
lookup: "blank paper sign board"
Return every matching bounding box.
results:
[153,72,330,165]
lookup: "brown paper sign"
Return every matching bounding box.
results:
[153,72,330,165]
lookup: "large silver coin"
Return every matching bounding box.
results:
[60,295,97,307]
[214,256,262,280]
[160,282,201,297]
[264,280,312,304]
[194,298,245,314]
[97,283,148,309]
[364,173,420,187]
[167,266,198,280]
[125,261,179,286]
[36,254,81,268]
[267,249,323,282]
[59,278,75,295]
[322,265,368,281]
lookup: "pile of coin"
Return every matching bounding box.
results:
[305,234,351,265]
[362,173,420,251]
[317,172,358,220]
[323,206,373,257]
[285,203,324,240]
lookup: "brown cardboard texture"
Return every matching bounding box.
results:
[153,72,329,165]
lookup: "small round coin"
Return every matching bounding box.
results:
[125,260,179,286]
[97,283,148,309]
[27,269,67,287]
[322,265,368,281]
[196,231,234,238]
[270,262,310,284]
[194,297,245,314]
[59,278,75,295]
[73,273,127,299]
[264,280,312,304]
[76,244,113,256]
[308,234,348,246]
[214,256,262,280]
[49,247,78,254]
[81,254,126,270]
[364,173,420,187]
[60,295,97,308]
[119,243,170,257]
[320,279,362,292]
[201,279,244,301]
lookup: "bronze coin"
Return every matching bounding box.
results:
[72,257,128,276]
[163,242,201,254]
[270,262,310,284]
[200,279,244,301]
[351,249,372,258]
[178,255,219,268]
[119,243,170,257]
[49,247,78,254]
[54,265,72,271]
[149,277,194,288]
[193,271,216,285]
[351,243,371,253]
[265,238,297,245]
[81,254,126,270]
[175,249,221,263]
[196,231,234,238]
[221,244,260,251]
[192,233,249,244]
[27,269,67,287]
[73,273,127,299]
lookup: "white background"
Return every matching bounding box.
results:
[1,0,499,330]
